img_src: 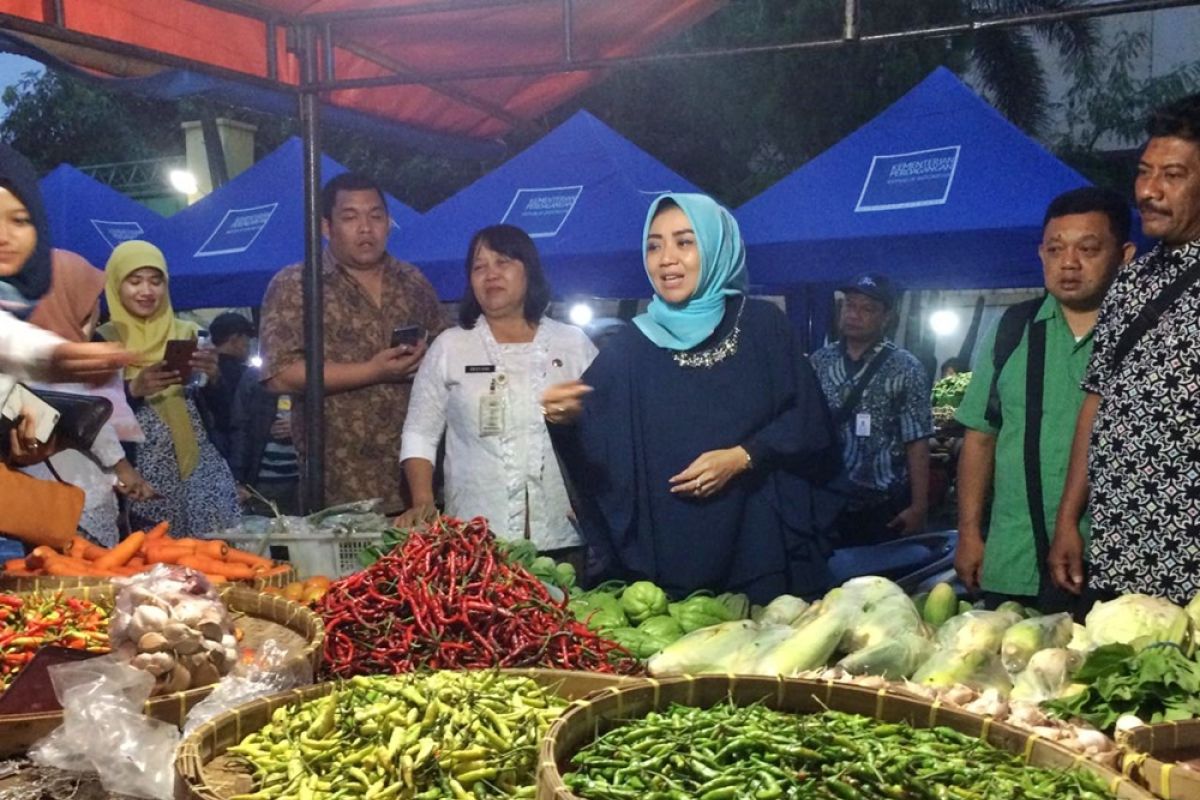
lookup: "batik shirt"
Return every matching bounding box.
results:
[260,248,446,513]
[810,340,932,508]
[1082,238,1200,604]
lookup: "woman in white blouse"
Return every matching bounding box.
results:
[399,225,597,556]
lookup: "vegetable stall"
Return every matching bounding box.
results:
[3,510,1200,800]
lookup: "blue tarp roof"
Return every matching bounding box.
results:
[737,67,1091,290]
[399,110,704,300]
[148,137,422,309]
[39,164,165,269]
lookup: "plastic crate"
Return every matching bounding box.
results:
[221,529,380,579]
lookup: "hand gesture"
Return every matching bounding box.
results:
[47,342,132,385]
[669,446,751,499]
[190,347,220,383]
[6,409,58,466]
[1049,523,1085,595]
[394,502,439,529]
[954,528,985,593]
[113,459,156,501]
[540,380,593,425]
[129,361,182,398]
[372,339,428,384]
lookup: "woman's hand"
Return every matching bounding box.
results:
[669,446,752,499]
[6,410,57,466]
[394,502,439,529]
[113,459,156,501]
[540,380,593,425]
[190,347,220,383]
[129,361,182,398]
[48,341,132,385]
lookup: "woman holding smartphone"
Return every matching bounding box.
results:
[99,240,239,538]
[399,225,596,562]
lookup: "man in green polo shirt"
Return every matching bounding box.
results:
[954,187,1135,611]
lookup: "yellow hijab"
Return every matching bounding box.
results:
[100,241,200,479]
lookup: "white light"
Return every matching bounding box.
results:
[569,303,594,327]
[169,169,198,195]
[249,355,264,368]
[929,309,960,337]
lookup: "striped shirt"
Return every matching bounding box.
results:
[810,340,933,507]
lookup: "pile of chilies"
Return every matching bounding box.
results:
[0,592,109,689]
[318,517,640,676]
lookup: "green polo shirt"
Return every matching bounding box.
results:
[955,296,1093,596]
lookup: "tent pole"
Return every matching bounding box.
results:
[298,23,326,513]
[843,0,858,40]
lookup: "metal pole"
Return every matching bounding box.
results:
[297,24,325,513]
[265,19,278,80]
[562,0,573,63]
[199,111,229,189]
[843,0,858,41]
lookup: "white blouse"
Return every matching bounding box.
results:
[401,318,597,551]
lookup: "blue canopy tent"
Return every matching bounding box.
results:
[39,164,165,269]
[737,67,1091,294]
[399,110,704,300]
[147,137,422,309]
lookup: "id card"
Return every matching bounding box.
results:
[854,412,872,438]
[479,395,505,437]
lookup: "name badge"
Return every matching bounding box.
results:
[466,365,496,374]
[479,395,505,437]
[855,412,872,438]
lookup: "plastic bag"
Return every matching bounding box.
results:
[1000,613,1074,673]
[935,609,1022,654]
[183,639,313,735]
[838,632,936,680]
[839,594,928,654]
[29,655,179,800]
[911,647,1013,695]
[1010,648,1085,704]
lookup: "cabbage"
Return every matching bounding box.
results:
[1084,594,1193,652]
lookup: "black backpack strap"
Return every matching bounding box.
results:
[985,297,1043,429]
[831,343,895,427]
[1022,317,1052,580]
[1110,260,1200,372]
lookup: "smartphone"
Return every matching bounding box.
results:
[163,339,197,380]
[391,325,425,348]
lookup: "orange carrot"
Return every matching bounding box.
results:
[93,531,145,570]
[25,546,60,571]
[4,558,26,572]
[126,556,146,568]
[65,535,109,561]
[144,521,170,542]
[177,555,256,580]
[144,542,197,564]
[205,574,229,585]
[224,548,274,570]
[194,540,229,560]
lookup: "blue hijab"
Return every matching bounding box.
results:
[633,193,748,351]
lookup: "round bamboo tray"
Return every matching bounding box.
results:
[0,564,298,592]
[174,668,639,800]
[1121,720,1200,800]
[0,584,323,757]
[537,674,1155,800]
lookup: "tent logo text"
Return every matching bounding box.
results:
[196,203,279,257]
[502,186,583,238]
[90,219,146,249]
[855,146,961,212]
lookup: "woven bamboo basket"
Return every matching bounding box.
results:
[1121,720,1200,800]
[0,584,323,757]
[174,668,638,800]
[0,565,298,592]
[537,674,1155,800]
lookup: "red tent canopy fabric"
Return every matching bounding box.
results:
[1,0,723,140]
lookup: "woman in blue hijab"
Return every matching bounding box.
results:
[545,194,841,602]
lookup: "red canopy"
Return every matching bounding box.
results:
[0,0,723,141]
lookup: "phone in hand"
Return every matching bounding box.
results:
[390,325,426,349]
[162,339,197,380]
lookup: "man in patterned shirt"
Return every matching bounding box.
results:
[811,274,933,547]
[260,173,446,513]
[1052,94,1200,604]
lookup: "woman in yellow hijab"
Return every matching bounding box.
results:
[100,241,239,538]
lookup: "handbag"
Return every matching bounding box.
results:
[0,463,84,549]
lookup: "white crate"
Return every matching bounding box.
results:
[221,529,381,579]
